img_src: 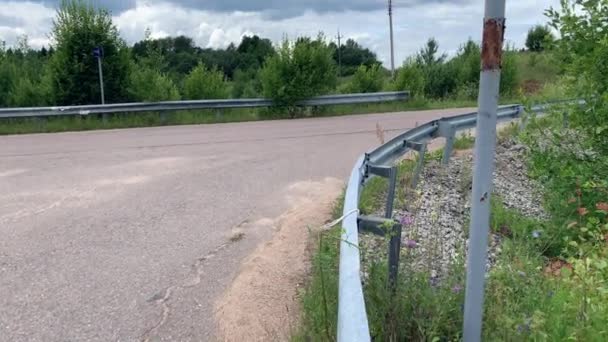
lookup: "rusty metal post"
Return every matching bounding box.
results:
[463,1,506,341]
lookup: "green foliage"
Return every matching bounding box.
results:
[49,0,131,105]
[547,0,608,152]
[453,132,475,150]
[526,25,555,52]
[392,58,425,97]
[128,66,180,102]
[260,36,337,113]
[231,68,261,98]
[344,64,384,93]
[183,63,229,100]
[500,49,520,97]
[331,38,380,76]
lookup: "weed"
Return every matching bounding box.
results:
[453,131,475,150]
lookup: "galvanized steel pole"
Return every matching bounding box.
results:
[463,1,506,341]
[388,0,395,79]
[97,56,105,105]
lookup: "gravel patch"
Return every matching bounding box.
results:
[360,138,547,282]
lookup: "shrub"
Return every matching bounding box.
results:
[392,58,425,97]
[525,25,555,52]
[183,63,229,100]
[344,64,384,93]
[260,35,337,112]
[128,66,180,102]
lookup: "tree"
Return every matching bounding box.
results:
[49,0,131,105]
[417,38,446,67]
[183,63,229,100]
[128,66,180,102]
[260,35,337,113]
[525,25,555,52]
[236,35,275,71]
[344,64,385,93]
[330,38,379,76]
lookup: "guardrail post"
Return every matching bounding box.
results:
[385,166,397,219]
[102,113,108,125]
[463,1,506,341]
[405,141,427,189]
[439,122,456,165]
[385,167,402,291]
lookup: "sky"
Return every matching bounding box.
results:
[0,0,559,65]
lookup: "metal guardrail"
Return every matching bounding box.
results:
[337,102,561,342]
[0,91,409,119]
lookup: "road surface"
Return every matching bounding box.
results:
[0,108,472,341]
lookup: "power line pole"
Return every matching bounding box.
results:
[336,29,343,77]
[388,0,395,79]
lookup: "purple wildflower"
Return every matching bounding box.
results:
[518,271,527,277]
[532,230,541,238]
[400,214,414,226]
[452,284,463,294]
[547,290,554,298]
[404,239,418,249]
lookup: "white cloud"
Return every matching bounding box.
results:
[0,0,560,66]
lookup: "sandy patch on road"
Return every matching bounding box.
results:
[214,177,343,342]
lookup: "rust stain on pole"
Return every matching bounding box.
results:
[481,18,505,71]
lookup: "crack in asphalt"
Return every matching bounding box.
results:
[139,219,251,342]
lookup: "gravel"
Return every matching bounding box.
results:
[360,138,547,282]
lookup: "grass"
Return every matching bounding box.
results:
[293,194,343,342]
[453,131,475,150]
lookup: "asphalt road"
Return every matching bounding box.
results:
[0,108,473,341]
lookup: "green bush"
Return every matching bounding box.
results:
[231,68,261,98]
[344,64,384,93]
[183,63,229,100]
[548,0,608,152]
[500,50,520,96]
[525,25,555,52]
[392,58,425,97]
[260,35,337,113]
[128,66,180,102]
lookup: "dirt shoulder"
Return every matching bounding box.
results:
[214,178,343,342]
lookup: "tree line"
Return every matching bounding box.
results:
[0,0,555,111]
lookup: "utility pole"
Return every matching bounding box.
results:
[336,29,343,77]
[463,1,506,341]
[388,0,395,79]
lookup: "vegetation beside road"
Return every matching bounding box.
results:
[1,1,564,135]
[296,1,607,340]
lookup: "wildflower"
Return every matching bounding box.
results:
[532,230,541,239]
[577,207,589,216]
[596,202,608,213]
[400,214,414,226]
[452,284,462,294]
[517,271,527,277]
[404,239,418,249]
[547,290,554,298]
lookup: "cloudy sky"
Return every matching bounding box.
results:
[1,0,558,65]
